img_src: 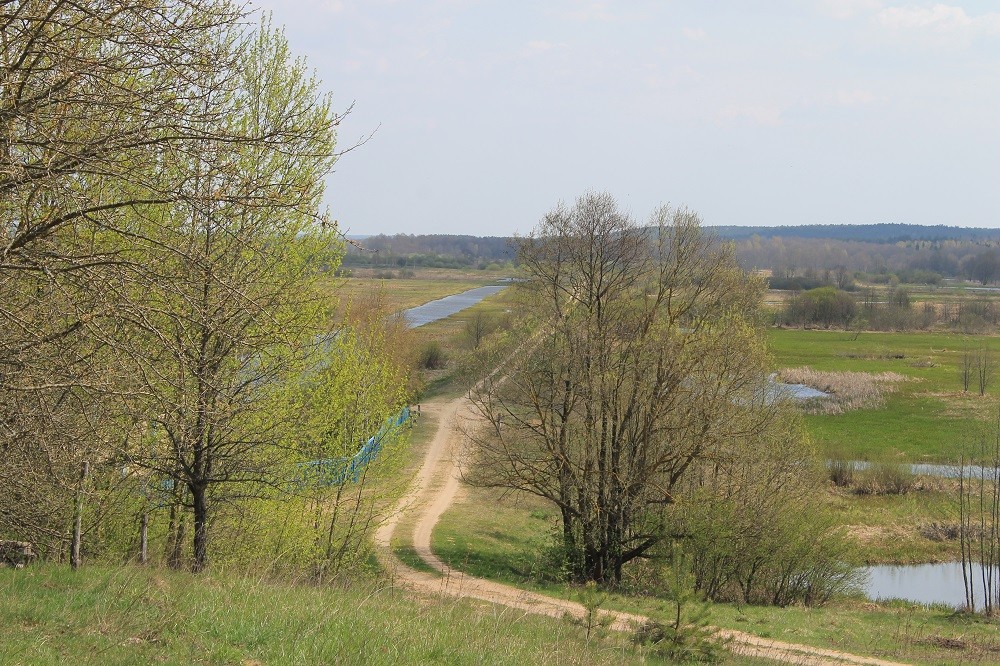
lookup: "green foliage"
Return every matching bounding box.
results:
[665,411,862,607]
[569,581,613,641]
[782,286,856,328]
[635,543,726,663]
[419,341,448,369]
[672,489,860,606]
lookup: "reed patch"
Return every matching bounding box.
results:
[777,367,910,414]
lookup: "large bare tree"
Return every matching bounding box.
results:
[468,193,776,584]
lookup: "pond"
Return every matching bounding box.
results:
[862,562,1000,609]
[402,284,508,328]
[840,459,996,480]
[766,375,831,400]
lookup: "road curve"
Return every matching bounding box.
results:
[373,394,912,666]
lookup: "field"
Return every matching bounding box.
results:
[432,485,1000,665]
[324,267,512,313]
[767,328,1000,463]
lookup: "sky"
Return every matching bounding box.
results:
[249,1,1000,236]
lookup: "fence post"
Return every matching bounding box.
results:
[71,460,89,570]
[139,512,149,564]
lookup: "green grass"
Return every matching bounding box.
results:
[825,487,961,564]
[1,564,656,665]
[768,328,1000,462]
[326,267,511,314]
[433,485,1000,665]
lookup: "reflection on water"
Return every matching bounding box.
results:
[403,285,508,328]
[863,562,1000,609]
[843,460,996,480]
[766,375,831,400]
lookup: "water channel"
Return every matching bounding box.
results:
[402,284,508,328]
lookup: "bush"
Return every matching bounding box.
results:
[419,341,447,370]
[828,458,856,487]
[782,287,856,328]
[855,461,914,496]
[671,492,860,607]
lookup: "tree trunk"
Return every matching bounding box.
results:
[191,484,209,572]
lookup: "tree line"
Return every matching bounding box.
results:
[1,1,408,574]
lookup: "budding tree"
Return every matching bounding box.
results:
[468,192,776,584]
[0,0,247,550]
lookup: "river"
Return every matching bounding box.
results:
[403,284,508,328]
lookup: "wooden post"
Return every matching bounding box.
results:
[139,512,149,564]
[71,461,89,570]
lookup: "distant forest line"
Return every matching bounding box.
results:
[345,225,1000,285]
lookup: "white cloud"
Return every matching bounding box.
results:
[833,89,886,106]
[563,1,616,22]
[520,40,567,57]
[682,26,707,41]
[875,4,1000,37]
[817,0,883,20]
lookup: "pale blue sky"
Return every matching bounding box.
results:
[250,1,1000,235]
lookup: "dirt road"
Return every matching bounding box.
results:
[373,394,911,666]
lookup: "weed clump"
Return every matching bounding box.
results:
[419,341,448,369]
[854,461,916,496]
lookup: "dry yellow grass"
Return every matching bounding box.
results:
[778,367,910,414]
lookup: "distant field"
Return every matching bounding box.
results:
[768,328,1000,462]
[321,267,511,314]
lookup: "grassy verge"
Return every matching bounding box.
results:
[432,485,1000,665]
[0,564,654,665]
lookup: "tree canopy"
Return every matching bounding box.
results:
[468,192,780,584]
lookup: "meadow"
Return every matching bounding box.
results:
[0,565,649,665]
[767,327,1000,463]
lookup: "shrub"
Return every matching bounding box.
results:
[828,458,856,487]
[419,341,448,370]
[855,461,915,496]
[634,543,726,663]
[782,287,856,328]
[670,491,860,607]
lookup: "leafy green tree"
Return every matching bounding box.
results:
[106,22,343,571]
[0,0,248,552]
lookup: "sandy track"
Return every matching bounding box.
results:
[373,394,911,666]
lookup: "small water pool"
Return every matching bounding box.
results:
[862,562,999,609]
